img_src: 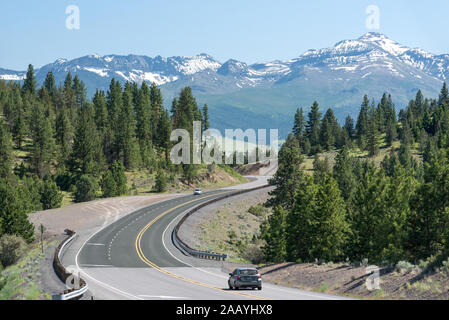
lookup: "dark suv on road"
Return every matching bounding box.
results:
[228,268,262,290]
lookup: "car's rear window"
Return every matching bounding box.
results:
[239,269,258,275]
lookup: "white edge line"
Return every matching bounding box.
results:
[161,191,344,301]
[74,196,184,301]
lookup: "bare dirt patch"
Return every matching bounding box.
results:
[258,262,449,300]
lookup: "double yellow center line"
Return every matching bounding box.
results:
[134,192,270,300]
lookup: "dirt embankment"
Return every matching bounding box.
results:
[178,188,273,264]
[259,262,449,300]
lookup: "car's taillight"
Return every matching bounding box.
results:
[237,276,241,280]
[258,275,262,279]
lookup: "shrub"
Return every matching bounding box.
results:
[0,235,27,268]
[241,244,264,264]
[73,175,98,203]
[395,261,415,273]
[55,173,73,192]
[248,204,267,217]
[361,258,369,267]
[418,259,430,270]
[441,258,449,273]
[40,179,63,210]
[154,171,167,193]
[101,161,127,198]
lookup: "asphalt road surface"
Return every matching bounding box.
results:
[76,178,349,300]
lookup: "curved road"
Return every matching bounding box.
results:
[76,178,348,300]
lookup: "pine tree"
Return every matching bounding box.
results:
[44,72,56,97]
[100,161,127,198]
[381,151,401,177]
[407,150,449,260]
[313,154,331,184]
[12,108,26,149]
[306,102,322,150]
[0,181,35,243]
[22,64,37,97]
[72,75,87,109]
[154,170,168,193]
[40,178,63,210]
[292,107,306,141]
[93,90,108,134]
[176,87,202,180]
[439,82,449,106]
[118,83,139,169]
[260,207,287,263]
[69,104,102,177]
[287,175,349,262]
[415,90,425,117]
[266,134,304,210]
[343,115,354,139]
[30,104,56,178]
[319,108,339,150]
[170,98,179,127]
[74,175,98,203]
[55,106,73,164]
[63,73,77,121]
[356,95,370,149]
[105,79,123,163]
[0,118,13,180]
[333,146,357,203]
[157,109,172,164]
[150,82,164,142]
[348,162,386,262]
[366,100,379,157]
[135,82,153,167]
[202,104,210,132]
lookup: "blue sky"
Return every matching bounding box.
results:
[1,0,448,70]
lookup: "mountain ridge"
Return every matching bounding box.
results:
[1,33,447,137]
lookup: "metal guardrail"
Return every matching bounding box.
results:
[173,184,271,261]
[52,230,89,301]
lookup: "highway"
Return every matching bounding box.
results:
[75,177,349,300]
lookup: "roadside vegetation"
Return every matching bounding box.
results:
[0,234,54,300]
[0,65,247,243]
[0,65,247,299]
[262,83,449,273]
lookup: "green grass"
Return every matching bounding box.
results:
[302,135,423,174]
[319,283,330,293]
[0,240,55,300]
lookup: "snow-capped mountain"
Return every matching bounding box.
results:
[1,33,447,137]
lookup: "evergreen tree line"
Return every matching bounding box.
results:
[0,64,211,242]
[262,83,449,267]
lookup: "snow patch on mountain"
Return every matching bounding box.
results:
[175,54,221,75]
[84,67,109,77]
